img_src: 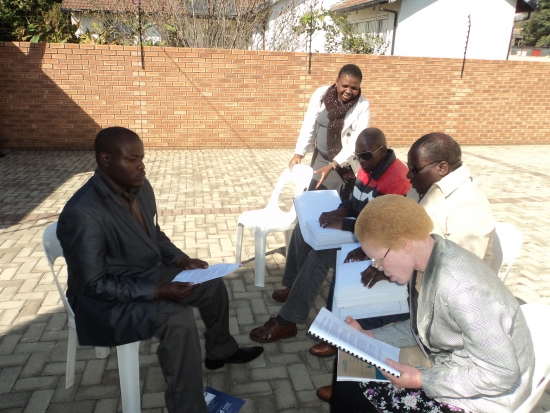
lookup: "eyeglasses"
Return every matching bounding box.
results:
[407,160,442,175]
[354,146,384,162]
[371,248,390,271]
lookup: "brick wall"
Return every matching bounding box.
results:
[1,42,549,150]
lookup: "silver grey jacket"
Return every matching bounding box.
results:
[373,235,534,413]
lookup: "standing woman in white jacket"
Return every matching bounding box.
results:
[289,64,370,199]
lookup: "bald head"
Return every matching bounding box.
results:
[410,132,462,171]
[356,128,387,149]
[94,127,140,164]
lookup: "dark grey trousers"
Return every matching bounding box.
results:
[155,267,238,413]
[279,223,337,324]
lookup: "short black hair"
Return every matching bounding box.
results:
[357,127,387,148]
[412,132,462,171]
[94,127,139,163]
[338,64,362,82]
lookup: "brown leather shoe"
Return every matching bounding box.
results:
[309,342,337,357]
[249,316,297,343]
[316,385,332,403]
[272,287,291,302]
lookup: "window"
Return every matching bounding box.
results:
[351,14,391,40]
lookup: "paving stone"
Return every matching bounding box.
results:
[0,353,29,368]
[142,392,165,409]
[13,376,59,392]
[271,379,298,409]
[75,384,120,401]
[249,366,288,381]
[0,334,22,355]
[20,352,50,378]
[287,364,314,391]
[92,398,118,413]
[51,374,82,403]
[80,360,106,386]
[0,366,24,394]
[0,392,31,410]
[45,401,95,413]
[230,381,271,398]
[23,390,54,413]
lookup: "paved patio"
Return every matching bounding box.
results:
[0,145,549,413]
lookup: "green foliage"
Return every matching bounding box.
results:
[0,0,77,43]
[294,9,388,54]
[520,0,550,47]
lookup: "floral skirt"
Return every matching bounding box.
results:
[362,382,468,413]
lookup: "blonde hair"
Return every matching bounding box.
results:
[355,195,434,250]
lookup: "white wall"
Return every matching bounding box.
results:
[394,0,517,60]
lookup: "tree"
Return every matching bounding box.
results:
[294,9,389,55]
[83,0,275,49]
[520,0,550,47]
[0,0,77,43]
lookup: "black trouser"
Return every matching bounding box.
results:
[155,266,238,413]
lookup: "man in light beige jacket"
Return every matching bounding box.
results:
[406,132,495,268]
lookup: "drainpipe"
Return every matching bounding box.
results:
[379,4,398,55]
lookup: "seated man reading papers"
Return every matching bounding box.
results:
[315,132,496,402]
[249,128,410,343]
[57,127,262,413]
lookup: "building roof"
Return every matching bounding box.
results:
[61,0,261,14]
[61,0,162,12]
[331,0,393,13]
[330,0,535,14]
[516,0,536,13]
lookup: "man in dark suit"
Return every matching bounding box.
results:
[57,127,262,413]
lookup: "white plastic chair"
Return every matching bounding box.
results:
[43,222,141,413]
[514,303,550,413]
[235,164,313,287]
[491,222,524,282]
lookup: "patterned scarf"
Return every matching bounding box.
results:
[322,84,361,161]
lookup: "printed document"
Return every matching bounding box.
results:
[173,263,241,283]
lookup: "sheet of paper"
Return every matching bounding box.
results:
[173,263,240,283]
[337,346,430,382]
[337,350,388,382]
[309,308,401,377]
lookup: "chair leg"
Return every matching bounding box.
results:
[254,230,267,288]
[284,228,294,258]
[235,224,244,264]
[117,341,141,413]
[66,326,78,389]
[95,347,110,359]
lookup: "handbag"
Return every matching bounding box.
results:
[334,165,356,184]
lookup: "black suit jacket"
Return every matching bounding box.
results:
[57,172,186,346]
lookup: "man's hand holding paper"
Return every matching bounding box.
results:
[173,263,241,284]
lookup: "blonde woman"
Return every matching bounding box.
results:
[331,195,534,413]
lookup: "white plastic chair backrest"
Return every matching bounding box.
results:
[521,304,550,391]
[515,303,550,413]
[265,164,313,210]
[42,222,74,317]
[491,222,523,281]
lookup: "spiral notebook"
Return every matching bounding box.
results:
[308,307,401,377]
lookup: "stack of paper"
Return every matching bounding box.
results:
[332,243,409,321]
[294,190,357,250]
